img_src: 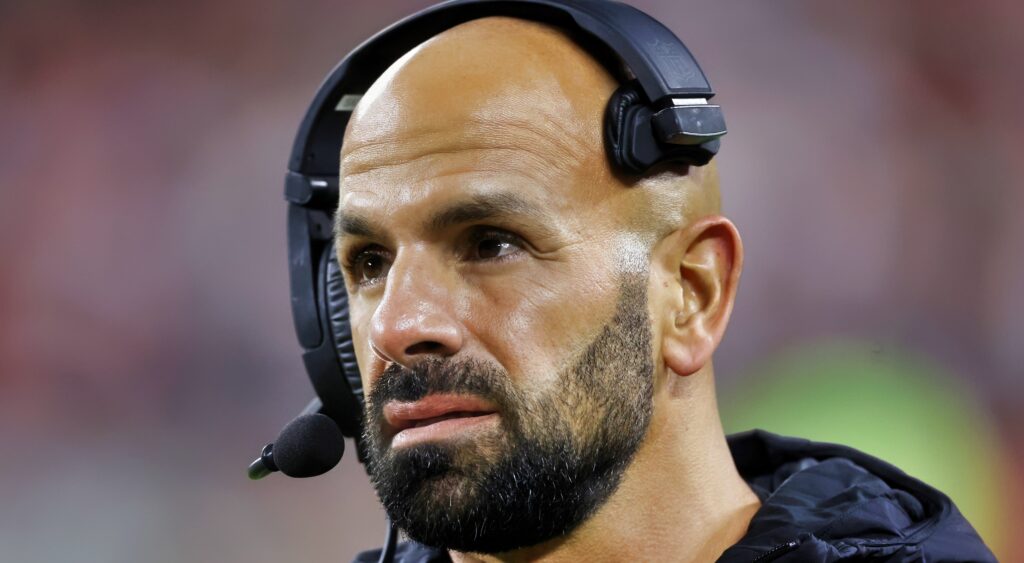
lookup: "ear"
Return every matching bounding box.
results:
[656,216,743,376]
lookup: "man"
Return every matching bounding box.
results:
[333,15,994,563]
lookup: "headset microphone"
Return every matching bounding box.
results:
[248,405,345,480]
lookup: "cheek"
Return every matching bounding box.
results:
[463,266,621,388]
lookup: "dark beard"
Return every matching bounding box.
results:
[363,277,654,554]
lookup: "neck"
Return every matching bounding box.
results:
[449,367,761,563]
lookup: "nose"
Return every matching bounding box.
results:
[368,253,465,368]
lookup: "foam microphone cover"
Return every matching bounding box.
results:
[274,413,345,478]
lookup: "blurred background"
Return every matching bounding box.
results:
[1,0,1021,561]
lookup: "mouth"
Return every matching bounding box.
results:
[383,394,499,449]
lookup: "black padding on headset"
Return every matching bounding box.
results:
[324,248,366,414]
[323,247,368,436]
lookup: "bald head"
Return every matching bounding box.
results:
[341,17,719,242]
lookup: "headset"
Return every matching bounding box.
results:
[256,0,724,553]
[255,0,726,557]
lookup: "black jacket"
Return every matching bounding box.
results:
[354,430,996,562]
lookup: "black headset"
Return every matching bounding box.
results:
[269,0,725,471]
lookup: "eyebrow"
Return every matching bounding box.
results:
[334,191,555,243]
[334,211,382,241]
[427,192,551,232]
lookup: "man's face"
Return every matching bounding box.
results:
[335,18,663,553]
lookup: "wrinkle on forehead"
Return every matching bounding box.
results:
[341,118,587,187]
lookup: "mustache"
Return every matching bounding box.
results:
[367,357,518,410]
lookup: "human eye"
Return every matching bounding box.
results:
[344,245,392,286]
[466,228,525,261]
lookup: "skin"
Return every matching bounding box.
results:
[336,17,760,563]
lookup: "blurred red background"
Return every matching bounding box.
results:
[1,1,1021,561]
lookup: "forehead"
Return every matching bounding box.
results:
[337,17,623,224]
[340,102,597,214]
[339,147,588,234]
[340,89,593,190]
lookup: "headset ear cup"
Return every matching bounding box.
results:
[323,247,366,437]
[604,81,646,174]
[604,81,720,174]
[605,81,673,174]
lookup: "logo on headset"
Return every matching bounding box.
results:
[647,37,696,84]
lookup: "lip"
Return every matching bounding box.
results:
[383,394,499,448]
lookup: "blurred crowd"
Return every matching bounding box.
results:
[1,0,1021,561]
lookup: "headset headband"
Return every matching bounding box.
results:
[282,0,725,441]
[286,0,722,189]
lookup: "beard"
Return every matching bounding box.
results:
[362,276,654,554]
